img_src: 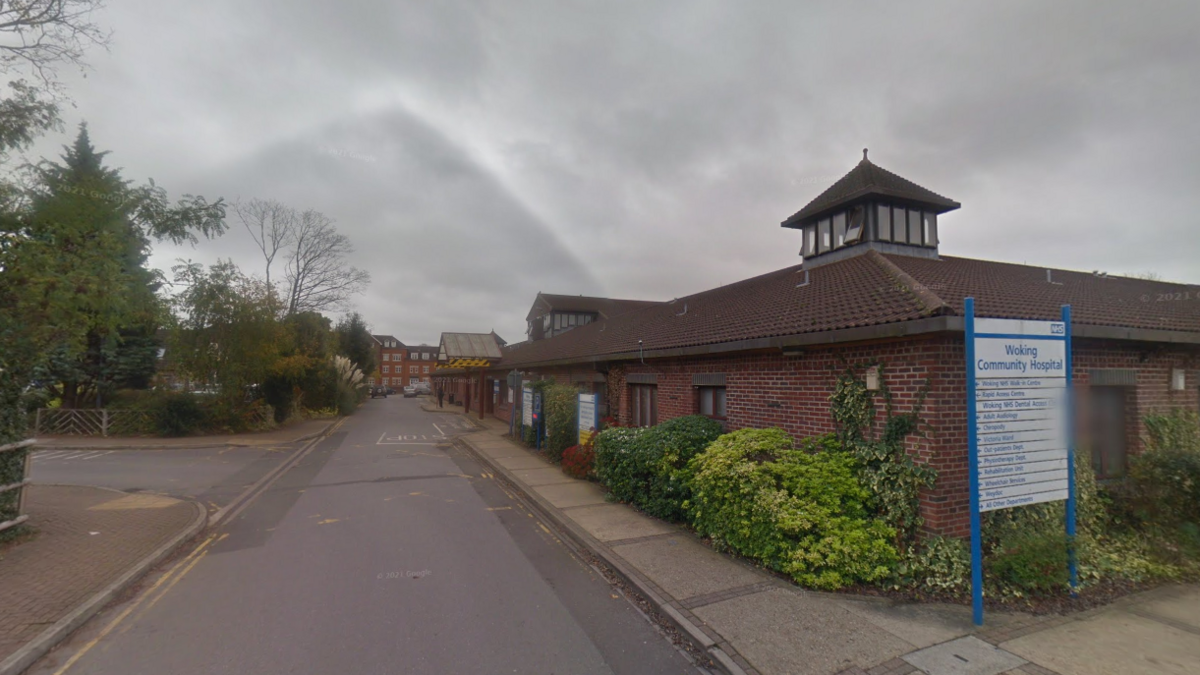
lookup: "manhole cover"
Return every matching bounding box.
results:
[902,636,1027,675]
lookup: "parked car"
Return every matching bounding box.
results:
[386,387,396,395]
[414,382,431,395]
[403,386,418,398]
[370,386,388,398]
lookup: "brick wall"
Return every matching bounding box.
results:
[495,335,1200,537]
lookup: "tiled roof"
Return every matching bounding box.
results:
[525,293,662,321]
[500,251,1200,368]
[783,153,960,227]
[372,334,404,346]
[888,255,1200,333]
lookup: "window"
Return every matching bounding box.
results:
[410,365,418,374]
[804,225,816,256]
[845,207,864,245]
[383,354,389,362]
[382,365,389,374]
[923,212,938,246]
[423,366,429,374]
[892,207,908,244]
[368,377,375,385]
[877,204,891,241]
[423,353,430,360]
[818,218,831,253]
[409,351,417,359]
[908,209,922,245]
[630,384,657,427]
[698,386,726,418]
[410,377,419,385]
[543,314,551,332]
[832,212,846,248]
[568,314,577,326]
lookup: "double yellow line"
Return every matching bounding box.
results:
[51,531,225,675]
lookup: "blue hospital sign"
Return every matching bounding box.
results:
[969,317,1071,512]
[965,301,1077,626]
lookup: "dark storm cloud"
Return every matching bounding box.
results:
[25,0,1200,341]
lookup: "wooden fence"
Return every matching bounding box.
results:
[33,409,155,437]
[0,439,34,534]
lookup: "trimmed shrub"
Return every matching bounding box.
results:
[687,428,898,590]
[594,426,649,501]
[562,443,595,479]
[988,530,1070,595]
[592,415,723,522]
[893,535,971,595]
[643,415,724,521]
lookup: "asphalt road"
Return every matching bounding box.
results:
[29,396,701,675]
[31,445,291,514]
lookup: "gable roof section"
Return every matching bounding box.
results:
[525,292,662,321]
[783,155,960,227]
[501,252,1200,369]
[372,334,404,347]
[439,332,504,361]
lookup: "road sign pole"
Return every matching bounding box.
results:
[1064,304,1078,596]
[966,297,984,626]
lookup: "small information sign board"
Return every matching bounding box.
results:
[578,393,598,446]
[521,385,533,427]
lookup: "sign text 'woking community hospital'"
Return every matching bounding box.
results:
[965,299,1077,625]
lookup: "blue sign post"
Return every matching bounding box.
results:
[965,298,1076,625]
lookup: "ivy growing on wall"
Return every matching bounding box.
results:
[830,362,937,546]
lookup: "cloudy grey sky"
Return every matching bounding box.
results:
[28,0,1200,344]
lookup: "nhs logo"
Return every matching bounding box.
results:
[1050,323,1065,335]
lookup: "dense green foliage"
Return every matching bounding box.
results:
[334,313,375,379]
[830,365,936,545]
[1129,410,1200,527]
[688,428,898,589]
[593,415,724,521]
[542,383,579,461]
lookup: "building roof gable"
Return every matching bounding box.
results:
[782,153,960,227]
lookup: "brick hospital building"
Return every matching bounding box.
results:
[459,151,1199,537]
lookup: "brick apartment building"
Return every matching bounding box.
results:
[370,334,406,388]
[404,345,439,386]
[455,151,1200,538]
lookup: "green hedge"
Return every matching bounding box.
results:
[593,415,724,522]
[542,384,579,462]
[687,427,898,590]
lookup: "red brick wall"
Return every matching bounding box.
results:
[493,335,1199,537]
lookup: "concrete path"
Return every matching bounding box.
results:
[25,396,703,675]
[0,485,204,675]
[455,412,1200,675]
[35,418,337,450]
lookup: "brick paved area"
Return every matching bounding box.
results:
[0,485,198,663]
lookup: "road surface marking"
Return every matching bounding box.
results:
[486,506,511,511]
[80,451,113,460]
[432,423,445,435]
[51,533,219,675]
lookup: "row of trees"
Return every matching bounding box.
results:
[0,2,376,441]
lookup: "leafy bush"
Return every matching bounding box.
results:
[592,415,723,522]
[1128,410,1200,527]
[988,531,1070,595]
[562,443,595,479]
[152,393,207,436]
[687,428,898,590]
[594,426,649,500]
[542,384,580,462]
[830,366,936,545]
[893,535,971,595]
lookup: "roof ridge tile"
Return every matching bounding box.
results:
[864,249,953,316]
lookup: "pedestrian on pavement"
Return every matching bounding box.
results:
[437,385,445,408]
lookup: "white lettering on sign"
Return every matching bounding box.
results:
[980,488,1069,512]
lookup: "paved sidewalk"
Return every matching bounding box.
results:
[35,417,337,450]
[0,485,205,675]
[455,412,1200,675]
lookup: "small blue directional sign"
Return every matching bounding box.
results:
[965,298,1076,626]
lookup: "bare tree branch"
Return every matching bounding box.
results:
[283,208,370,315]
[233,197,295,293]
[0,1,110,90]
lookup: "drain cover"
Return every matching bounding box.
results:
[901,636,1027,675]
